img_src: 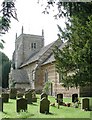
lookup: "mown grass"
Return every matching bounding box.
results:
[0,94,91,119]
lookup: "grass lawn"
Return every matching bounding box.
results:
[0,94,91,119]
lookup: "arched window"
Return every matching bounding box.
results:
[32,70,35,81]
[44,69,48,82]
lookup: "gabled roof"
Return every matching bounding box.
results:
[20,39,63,68]
[42,42,67,65]
[11,69,30,84]
[20,41,55,67]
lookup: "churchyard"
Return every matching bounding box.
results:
[0,88,91,119]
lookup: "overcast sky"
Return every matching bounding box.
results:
[0,0,66,60]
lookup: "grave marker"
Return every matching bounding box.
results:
[41,93,48,99]
[32,89,37,102]
[40,97,50,113]
[0,97,3,112]
[17,92,24,98]
[25,91,32,104]
[56,93,63,105]
[9,88,17,99]
[82,98,89,111]
[16,98,27,112]
[1,93,9,103]
[72,93,78,103]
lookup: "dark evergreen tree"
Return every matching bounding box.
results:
[0,51,11,88]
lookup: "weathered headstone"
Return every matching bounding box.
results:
[56,93,63,105]
[72,93,78,103]
[17,92,24,98]
[31,89,37,102]
[40,97,50,113]
[25,91,32,104]
[41,93,48,99]
[0,97,3,112]
[1,93,9,103]
[9,88,17,99]
[81,98,89,110]
[16,98,27,112]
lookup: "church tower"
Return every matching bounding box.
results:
[14,27,44,69]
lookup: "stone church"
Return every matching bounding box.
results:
[9,27,92,97]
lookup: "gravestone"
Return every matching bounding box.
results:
[31,89,37,102]
[56,93,63,105]
[16,98,27,112]
[9,88,17,99]
[1,93,9,103]
[72,94,78,103]
[25,91,32,104]
[40,97,50,113]
[17,92,24,98]
[0,97,3,112]
[82,98,89,110]
[41,93,48,99]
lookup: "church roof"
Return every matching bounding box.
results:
[11,69,30,84]
[42,42,67,65]
[20,41,55,67]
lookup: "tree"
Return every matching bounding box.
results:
[0,39,5,49]
[0,0,18,49]
[0,51,11,88]
[53,15,92,88]
[38,1,92,88]
[39,1,92,20]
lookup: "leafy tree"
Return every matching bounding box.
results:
[53,15,92,88]
[0,51,11,88]
[0,0,18,34]
[39,1,92,20]
[38,1,92,88]
[0,0,18,49]
[0,39,5,49]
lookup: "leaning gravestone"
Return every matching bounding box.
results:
[40,97,50,113]
[56,93,63,105]
[16,98,27,112]
[9,88,17,99]
[81,98,89,111]
[1,93,9,103]
[25,91,32,104]
[0,97,3,112]
[72,93,78,103]
[41,93,48,99]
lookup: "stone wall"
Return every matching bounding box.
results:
[22,62,37,89]
[41,62,79,97]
